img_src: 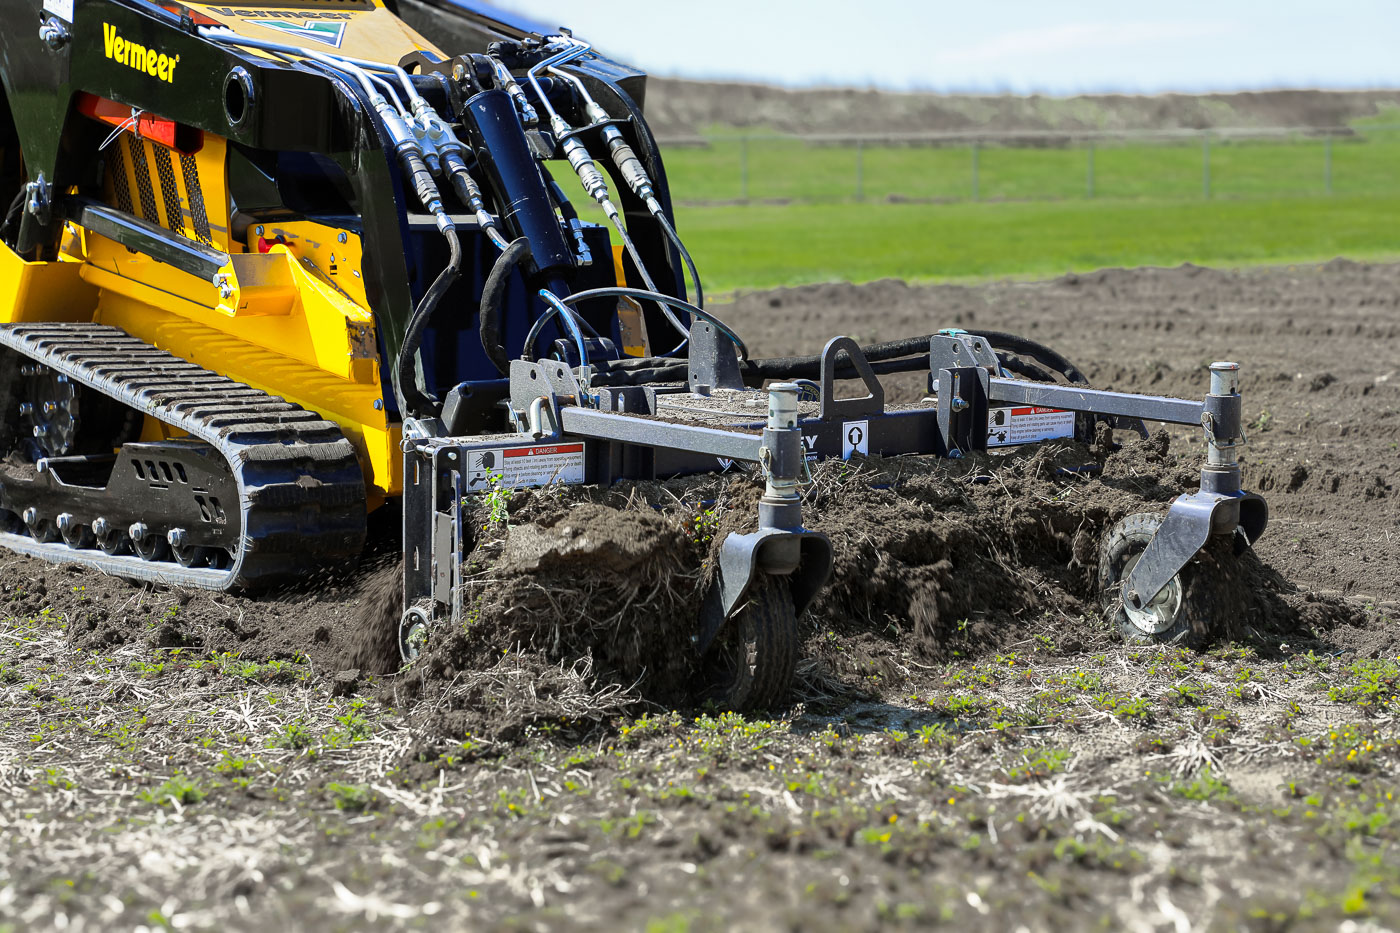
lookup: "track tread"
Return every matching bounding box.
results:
[0,323,367,590]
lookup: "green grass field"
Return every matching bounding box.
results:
[660,130,1400,204]
[554,129,1400,292]
[670,196,1400,293]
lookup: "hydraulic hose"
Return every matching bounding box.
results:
[479,237,533,375]
[548,65,706,314]
[652,209,704,311]
[394,228,462,418]
[591,330,1095,400]
[969,330,1089,385]
[559,287,746,360]
[547,178,592,266]
[523,290,591,364]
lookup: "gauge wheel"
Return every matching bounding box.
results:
[1099,512,1210,647]
[699,573,798,711]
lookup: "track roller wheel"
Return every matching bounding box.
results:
[22,507,59,543]
[1099,513,1209,647]
[167,528,217,569]
[700,573,798,711]
[129,522,169,563]
[92,518,130,556]
[56,513,95,550]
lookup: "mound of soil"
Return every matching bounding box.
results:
[363,430,1363,753]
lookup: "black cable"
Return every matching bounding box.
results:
[969,330,1089,385]
[393,228,461,418]
[479,237,532,375]
[1,190,24,249]
[653,209,704,310]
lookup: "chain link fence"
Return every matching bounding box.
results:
[654,126,1400,206]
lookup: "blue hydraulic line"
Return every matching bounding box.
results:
[523,289,592,365]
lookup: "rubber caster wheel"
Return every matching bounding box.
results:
[1099,512,1209,647]
[699,573,798,711]
[399,604,431,662]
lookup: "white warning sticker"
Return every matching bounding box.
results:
[842,420,869,459]
[987,406,1075,448]
[465,442,586,490]
[43,0,73,22]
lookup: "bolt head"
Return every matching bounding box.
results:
[56,513,72,531]
[32,425,47,437]
[167,528,187,548]
[92,517,109,536]
[17,403,33,416]
[255,226,265,237]
[337,231,348,244]
[22,508,38,525]
[129,522,147,540]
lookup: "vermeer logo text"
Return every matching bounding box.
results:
[103,23,180,83]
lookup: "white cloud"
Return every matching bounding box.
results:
[938,21,1236,67]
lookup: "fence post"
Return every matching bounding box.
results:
[971,141,980,201]
[855,137,865,201]
[740,135,750,202]
[1086,140,1095,198]
[1324,132,1333,195]
[1202,132,1211,199]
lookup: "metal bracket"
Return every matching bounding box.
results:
[818,336,885,421]
[935,366,990,456]
[696,529,833,653]
[509,358,584,430]
[929,332,999,374]
[39,16,70,50]
[25,174,52,227]
[1123,490,1269,609]
[688,321,744,393]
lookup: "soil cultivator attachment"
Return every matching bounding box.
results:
[0,1,1268,707]
[404,326,1270,705]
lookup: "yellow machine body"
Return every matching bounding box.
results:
[0,0,447,509]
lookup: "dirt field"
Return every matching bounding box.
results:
[643,81,1400,138]
[2,262,1398,931]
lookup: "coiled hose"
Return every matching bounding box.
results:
[479,237,533,376]
[591,330,1093,390]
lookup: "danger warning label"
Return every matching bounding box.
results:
[987,406,1075,448]
[465,442,586,490]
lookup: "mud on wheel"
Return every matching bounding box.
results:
[699,573,799,711]
[1099,512,1221,647]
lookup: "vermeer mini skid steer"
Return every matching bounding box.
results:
[0,0,1267,706]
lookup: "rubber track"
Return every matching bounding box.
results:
[0,323,367,590]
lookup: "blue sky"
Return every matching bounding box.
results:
[491,1,1399,94]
